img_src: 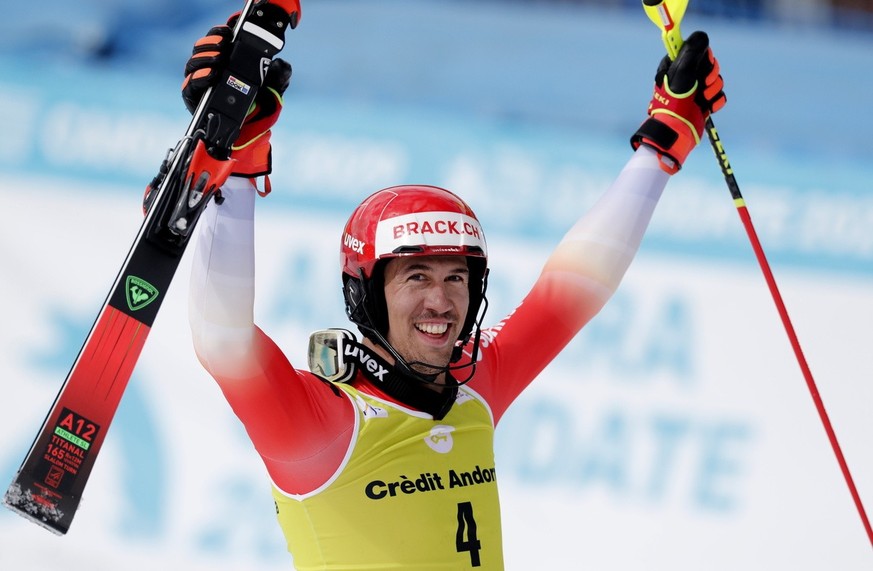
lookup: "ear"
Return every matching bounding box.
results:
[343,263,389,344]
[343,275,365,320]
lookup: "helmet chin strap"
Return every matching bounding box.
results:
[359,292,488,389]
[358,317,479,388]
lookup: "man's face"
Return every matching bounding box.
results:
[382,255,470,378]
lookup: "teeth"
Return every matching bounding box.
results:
[416,323,448,335]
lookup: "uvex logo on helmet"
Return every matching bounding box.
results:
[343,232,366,254]
[375,211,486,258]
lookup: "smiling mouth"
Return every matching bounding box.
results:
[415,322,450,336]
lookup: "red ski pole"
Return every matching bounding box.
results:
[642,0,873,548]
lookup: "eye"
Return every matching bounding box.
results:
[446,272,469,284]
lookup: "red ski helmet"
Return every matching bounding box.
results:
[341,185,489,351]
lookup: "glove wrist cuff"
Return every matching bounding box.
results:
[630,114,698,174]
[231,131,273,178]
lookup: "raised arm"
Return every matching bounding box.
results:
[184,23,355,494]
[473,32,726,421]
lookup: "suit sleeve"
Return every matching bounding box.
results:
[188,177,355,494]
[470,146,670,423]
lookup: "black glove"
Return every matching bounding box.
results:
[180,19,292,178]
[630,31,726,173]
[181,24,233,114]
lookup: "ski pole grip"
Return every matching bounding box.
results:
[642,0,688,60]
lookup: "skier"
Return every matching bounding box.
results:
[185,19,725,570]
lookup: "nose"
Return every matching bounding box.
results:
[423,282,453,314]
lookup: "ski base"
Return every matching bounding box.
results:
[3,304,156,535]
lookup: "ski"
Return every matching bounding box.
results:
[3,0,301,535]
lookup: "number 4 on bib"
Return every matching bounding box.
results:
[456,501,482,566]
